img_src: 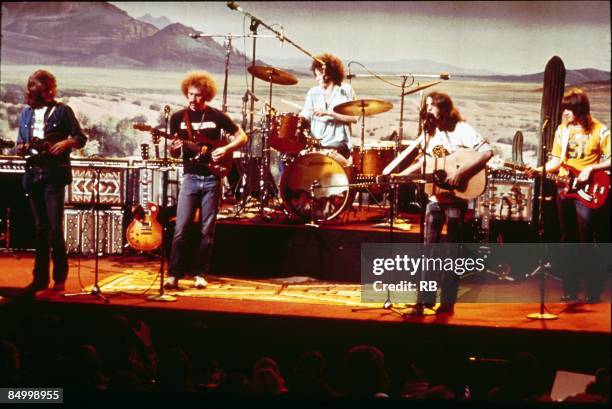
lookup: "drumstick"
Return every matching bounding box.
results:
[280,98,303,110]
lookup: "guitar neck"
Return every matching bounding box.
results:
[503,162,570,184]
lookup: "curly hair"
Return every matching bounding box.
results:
[180,71,217,102]
[26,69,57,107]
[419,92,464,135]
[311,53,346,85]
[561,87,594,133]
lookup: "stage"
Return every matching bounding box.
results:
[1,247,609,379]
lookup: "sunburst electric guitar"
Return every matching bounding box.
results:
[126,144,163,251]
[132,123,232,178]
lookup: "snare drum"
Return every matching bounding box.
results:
[269,113,310,153]
[280,151,355,222]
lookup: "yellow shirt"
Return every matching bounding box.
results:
[551,119,610,174]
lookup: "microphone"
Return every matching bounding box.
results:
[439,72,450,80]
[164,105,171,119]
[227,1,241,11]
[278,26,284,47]
[346,74,356,79]
[189,33,204,39]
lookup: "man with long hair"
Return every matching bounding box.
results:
[15,69,87,292]
[526,88,610,303]
[397,92,493,315]
[164,71,247,290]
[299,53,357,159]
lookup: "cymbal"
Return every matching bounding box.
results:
[402,80,441,97]
[247,65,298,86]
[333,99,394,116]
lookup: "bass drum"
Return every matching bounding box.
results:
[280,151,354,222]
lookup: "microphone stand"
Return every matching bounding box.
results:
[527,117,557,320]
[64,166,113,302]
[147,107,176,302]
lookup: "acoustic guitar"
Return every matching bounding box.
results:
[132,123,232,178]
[125,144,163,251]
[504,162,610,209]
[381,149,488,201]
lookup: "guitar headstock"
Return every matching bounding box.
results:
[152,133,161,145]
[133,122,153,132]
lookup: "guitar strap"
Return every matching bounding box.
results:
[182,109,195,142]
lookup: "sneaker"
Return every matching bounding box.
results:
[194,275,208,289]
[52,282,66,292]
[164,276,178,290]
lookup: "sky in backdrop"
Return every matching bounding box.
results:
[111,1,611,75]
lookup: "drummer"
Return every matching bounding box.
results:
[299,53,358,159]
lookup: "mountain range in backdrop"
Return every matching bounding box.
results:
[1,1,609,84]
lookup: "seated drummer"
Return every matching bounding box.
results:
[299,53,358,159]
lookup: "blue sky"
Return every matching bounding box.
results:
[112,1,611,75]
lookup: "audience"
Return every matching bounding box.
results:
[0,311,607,407]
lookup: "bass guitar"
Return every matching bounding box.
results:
[379,149,487,201]
[504,162,610,209]
[125,144,163,251]
[132,123,232,178]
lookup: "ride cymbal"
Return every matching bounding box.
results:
[247,65,298,85]
[333,99,393,116]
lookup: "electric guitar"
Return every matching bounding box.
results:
[503,162,610,209]
[379,149,488,201]
[125,144,163,251]
[132,123,232,178]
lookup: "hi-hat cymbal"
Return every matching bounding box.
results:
[247,65,298,86]
[333,99,394,116]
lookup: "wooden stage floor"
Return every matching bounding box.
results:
[1,254,609,335]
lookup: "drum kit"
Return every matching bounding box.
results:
[235,64,413,223]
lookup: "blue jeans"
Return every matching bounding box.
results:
[556,189,601,299]
[169,174,221,278]
[418,200,467,305]
[27,182,69,286]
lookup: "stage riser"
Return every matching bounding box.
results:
[211,222,422,282]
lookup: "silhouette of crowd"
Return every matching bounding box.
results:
[0,311,609,407]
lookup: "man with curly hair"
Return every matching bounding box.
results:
[164,71,247,290]
[299,53,357,159]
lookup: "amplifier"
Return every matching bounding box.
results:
[477,176,535,222]
[64,208,124,255]
[66,166,126,206]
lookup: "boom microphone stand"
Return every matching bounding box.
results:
[147,106,176,302]
[64,166,111,302]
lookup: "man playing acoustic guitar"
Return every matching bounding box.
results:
[165,71,247,290]
[525,88,610,303]
[396,92,493,315]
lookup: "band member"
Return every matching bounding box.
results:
[15,69,87,292]
[164,71,248,290]
[299,53,357,159]
[397,92,493,315]
[525,88,610,303]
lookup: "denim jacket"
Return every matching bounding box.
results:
[16,102,87,190]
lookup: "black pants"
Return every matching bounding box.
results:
[556,190,607,300]
[27,182,68,286]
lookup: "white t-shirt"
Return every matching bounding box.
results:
[423,122,491,157]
